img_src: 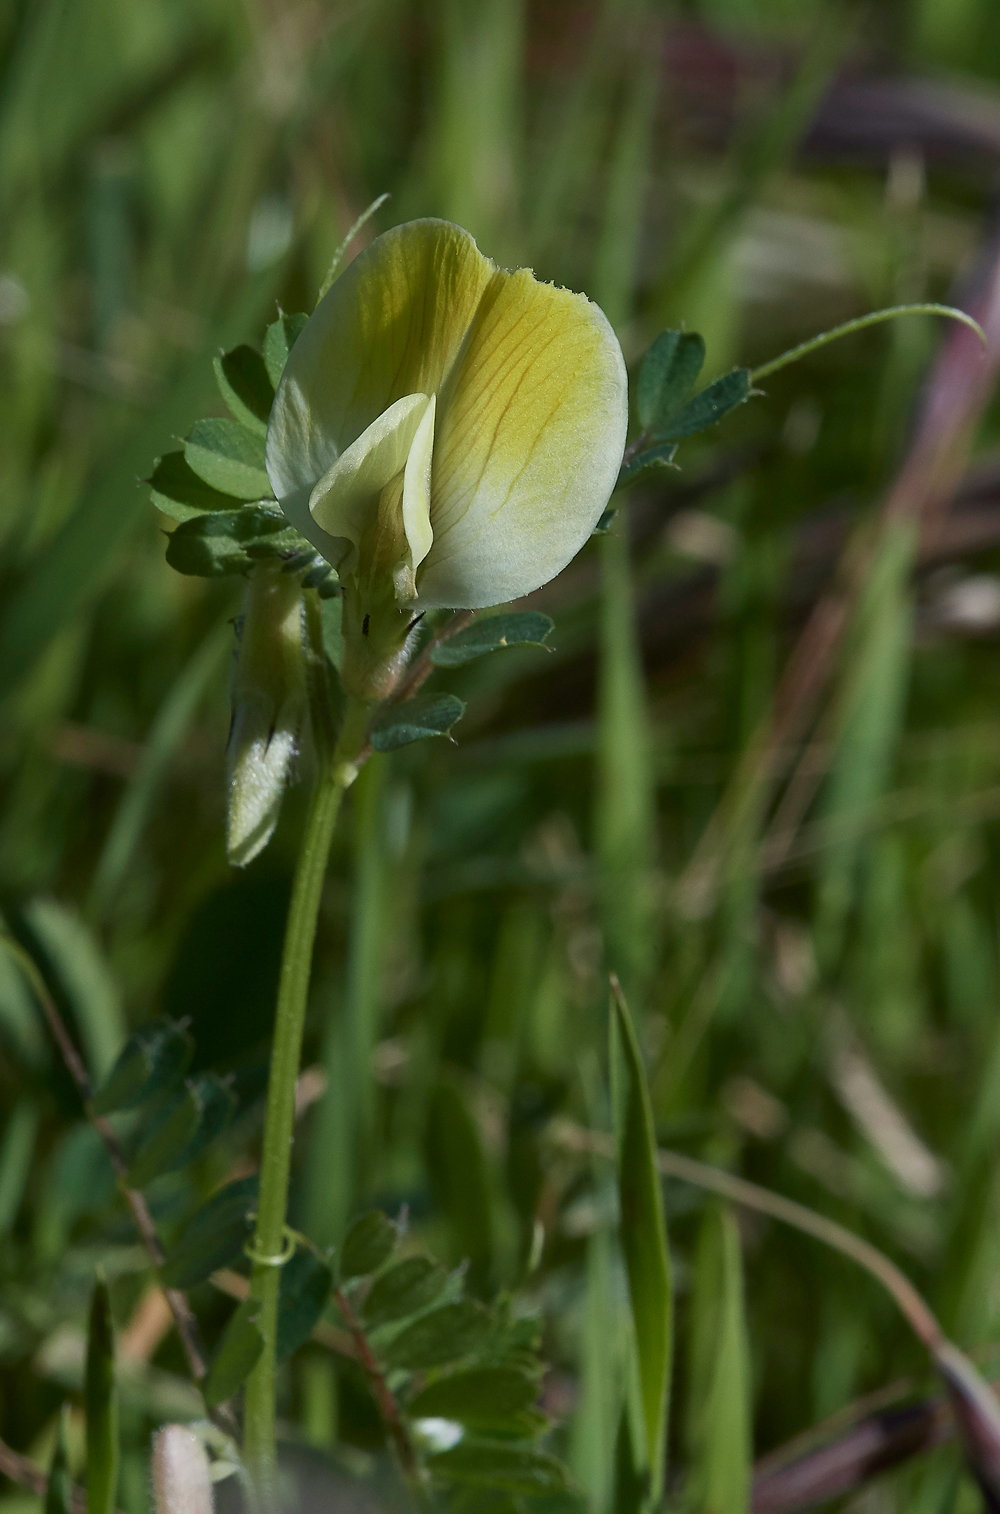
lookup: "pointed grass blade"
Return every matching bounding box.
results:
[610,978,672,1503]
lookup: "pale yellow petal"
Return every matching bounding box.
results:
[309,392,429,574]
[402,393,436,577]
[416,269,628,609]
[266,220,494,503]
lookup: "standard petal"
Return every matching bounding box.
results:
[266,220,494,503]
[416,269,628,609]
[309,392,429,573]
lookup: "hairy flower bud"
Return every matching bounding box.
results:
[151,1426,213,1514]
[226,564,307,867]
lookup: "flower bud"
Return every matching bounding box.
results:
[227,564,307,867]
[151,1425,214,1514]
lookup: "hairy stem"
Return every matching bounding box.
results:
[750,302,985,383]
[242,695,371,1503]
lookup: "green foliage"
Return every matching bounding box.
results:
[183,418,272,500]
[45,1405,73,1514]
[340,1208,398,1278]
[362,1256,449,1328]
[611,985,672,1503]
[686,1206,752,1514]
[91,1018,193,1115]
[148,452,243,523]
[263,313,310,391]
[213,345,275,437]
[160,1177,259,1289]
[8,4,1000,1512]
[165,504,310,578]
[369,692,466,751]
[430,614,555,666]
[408,1366,540,1426]
[125,1073,235,1187]
[203,1298,264,1408]
[426,1441,569,1495]
[636,330,706,433]
[332,1206,571,1497]
[276,1248,334,1363]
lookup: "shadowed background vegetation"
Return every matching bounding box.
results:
[6,0,1000,1509]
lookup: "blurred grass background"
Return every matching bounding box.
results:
[7,0,1000,1508]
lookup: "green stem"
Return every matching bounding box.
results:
[751,302,985,383]
[242,695,370,1503]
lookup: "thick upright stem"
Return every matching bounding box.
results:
[242,698,370,1503]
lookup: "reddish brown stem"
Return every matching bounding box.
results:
[3,933,236,1432]
[334,1286,421,1481]
[0,1431,92,1513]
[391,609,476,706]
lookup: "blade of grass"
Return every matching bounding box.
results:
[85,1276,118,1514]
[687,1205,753,1514]
[610,978,673,1504]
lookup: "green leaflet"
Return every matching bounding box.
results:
[165,504,308,578]
[340,1209,397,1278]
[408,1366,540,1426]
[203,1299,264,1407]
[125,1073,235,1188]
[369,693,466,752]
[363,1255,448,1329]
[276,1248,333,1363]
[654,367,753,441]
[610,983,672,1504]
[160,1176,259,1289]
[148,451,244,522]
[686,1206,752,1514]
[183,417,272,499]
[636,330,705,433]
[384,1299,493,1370]
[90,1019,193,1115]
[213,344,274,437]
[427,1440,569,1495]
[263,312,309,390]
[617,441,678,490]
[85,1277,119,1514]
[430,613,554,666]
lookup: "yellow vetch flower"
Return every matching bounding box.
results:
[265,218,627,697]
